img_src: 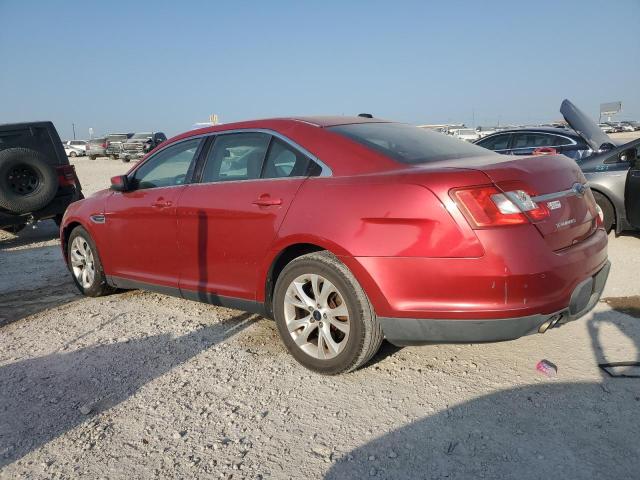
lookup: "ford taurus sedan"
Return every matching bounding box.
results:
[60,116,610,374]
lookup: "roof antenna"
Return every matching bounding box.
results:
[358,113,373,118]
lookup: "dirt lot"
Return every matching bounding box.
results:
[1,151,639,479]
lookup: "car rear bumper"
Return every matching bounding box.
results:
[379,260,610,345]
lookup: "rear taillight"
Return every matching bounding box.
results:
[56,165,78,187]
[451,185,549,228]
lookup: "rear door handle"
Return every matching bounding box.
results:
[152,200,173,208]
[252,197,282,207]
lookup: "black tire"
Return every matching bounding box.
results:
[89,155,97,160]
[0,148,58,213]
[69,151,77,157]
[110,155,117,160]
[593,191,614,233]
[67,226,116,297]
[1,223,26,234]
[121,157,131,163]
[273,251,383,375]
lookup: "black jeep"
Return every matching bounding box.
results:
[0,122,83,233]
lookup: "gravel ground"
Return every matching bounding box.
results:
[1,153,639,479]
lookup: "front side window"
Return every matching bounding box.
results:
[477,133,511,151]
[511,133,553,149]
[201,133,270,183]
[328,123,492,164]
[132,138,201,189]
[263,138,321,178]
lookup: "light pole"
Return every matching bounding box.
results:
[72,123,76,140]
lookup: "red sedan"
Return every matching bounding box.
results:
[60,116,609,374]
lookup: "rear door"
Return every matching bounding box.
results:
[625,148,640,228]
[177,132,319,301]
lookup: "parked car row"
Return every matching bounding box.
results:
[598,121,640,133]
[66,131,168,163]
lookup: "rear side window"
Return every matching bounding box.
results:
[477,133,511,151]
[511,133,553,149]
[202,133,270,182]
[328,123,492,164]
[262,138,321,178]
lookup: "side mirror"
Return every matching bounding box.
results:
[110,175,132,192]
[619,148,637,164]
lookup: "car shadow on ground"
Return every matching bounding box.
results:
[0,312,257,468]
[0,220,59,251]
[0,282,80,328]
[326,309,640,479]
[324,381,640,479]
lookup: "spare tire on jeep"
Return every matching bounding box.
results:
[0,147,58,213]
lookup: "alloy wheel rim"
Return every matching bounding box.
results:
[284,273,350,360]
[70,236,96,289]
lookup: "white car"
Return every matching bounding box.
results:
[63,144,84,157]
[452,128,481,142]
[598,123,615,134]
[63,140,87,155]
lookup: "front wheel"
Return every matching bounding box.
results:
[69,151,77,157]
[273,251,383,375]
[67,226,115,297]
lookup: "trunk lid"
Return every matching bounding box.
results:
[469,154,598,250]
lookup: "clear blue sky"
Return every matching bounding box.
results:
[1,0,638,140]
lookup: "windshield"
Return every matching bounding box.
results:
[328,123,493,164]
[131,132,152,139]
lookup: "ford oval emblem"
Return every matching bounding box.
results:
[572,183,586,196]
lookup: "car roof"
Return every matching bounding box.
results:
[484,126,580,136]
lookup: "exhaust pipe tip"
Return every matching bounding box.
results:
[539,314,562,333]
[538,320,553,333]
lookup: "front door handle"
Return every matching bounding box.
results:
[252,197,282,207]
[152,200,173,208]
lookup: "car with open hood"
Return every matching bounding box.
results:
[476,100,639,233]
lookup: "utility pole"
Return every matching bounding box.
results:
[72,123,76,140]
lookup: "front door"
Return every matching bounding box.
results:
[177,132,319,301]
[104,137,202,287]
[625,147,640,228]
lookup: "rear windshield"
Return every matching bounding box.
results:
[328,123,492,164]
[89,138,106,145]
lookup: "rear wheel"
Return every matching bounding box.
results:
[67,226,115,297]
[273,251,383,375]
[593,191,614,233]
[69,151,77,157]
[89,155,97,160]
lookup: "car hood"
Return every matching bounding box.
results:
[560,99,614,151]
